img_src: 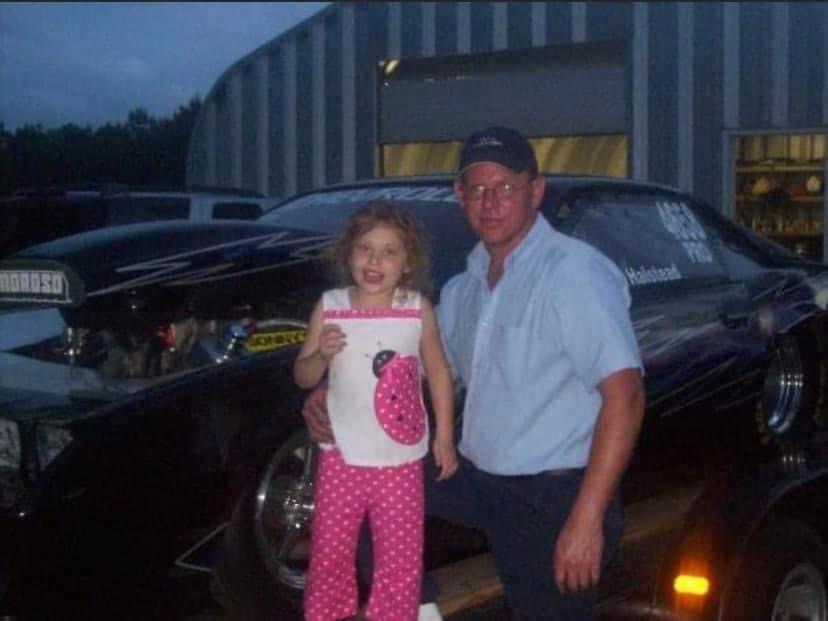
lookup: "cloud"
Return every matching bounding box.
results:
[113,57,156,81]
[0,2,329,129]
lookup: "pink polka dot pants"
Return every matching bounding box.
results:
[303,449,424,621]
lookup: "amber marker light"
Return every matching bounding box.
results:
[673,574,710,596]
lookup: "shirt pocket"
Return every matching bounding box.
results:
[491,300,563,385]
[490,323,532,386]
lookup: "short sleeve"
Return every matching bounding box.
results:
[553,253,642,387]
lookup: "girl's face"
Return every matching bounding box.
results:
[349,224,409,302]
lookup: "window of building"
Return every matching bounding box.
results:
[379,134,627,178]
[732,133,827,261]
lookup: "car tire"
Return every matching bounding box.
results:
[724,518,828,620]
[213,429,317,619]
[754,332,826,452]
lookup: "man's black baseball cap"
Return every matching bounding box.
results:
[457,126,538,176]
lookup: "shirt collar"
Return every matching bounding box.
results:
[466,214,554,277]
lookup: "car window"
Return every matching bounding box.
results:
[107,197,191,224]
[211,202,262,220]
[569,191,728,287]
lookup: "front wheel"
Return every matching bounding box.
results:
[253,429,317,592]
[213,429,318,617]
[725,518,828,620]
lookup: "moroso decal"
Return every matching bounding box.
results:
[0,270,66,297]
[245,329,306,352]
[0,259,86,307]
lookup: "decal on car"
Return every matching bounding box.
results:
[656,201,714,264]
[624,263,683,286]
[280,185,458,213]
[245,329,306,352]
[87,232,334,297]
[0,259,86,307]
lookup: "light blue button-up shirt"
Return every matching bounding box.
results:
[437,215,642,474]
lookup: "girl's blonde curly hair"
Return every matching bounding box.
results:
[328,200,433,299]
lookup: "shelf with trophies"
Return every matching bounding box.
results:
[734,134,826,261]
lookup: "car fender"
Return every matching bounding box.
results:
[652,455,828,619]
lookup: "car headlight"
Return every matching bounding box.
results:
[35,424,73,470]
[0,418,21,470]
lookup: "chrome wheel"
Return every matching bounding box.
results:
[762,337,805,436]
[770,561,827,621]
[253,431,317,591]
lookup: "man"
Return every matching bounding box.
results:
[304,126,645,620]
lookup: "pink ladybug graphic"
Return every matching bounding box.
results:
[372,349,426,445]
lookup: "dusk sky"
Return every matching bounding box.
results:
[0,2,329,130]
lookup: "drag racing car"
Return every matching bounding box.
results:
[1,175,828,619]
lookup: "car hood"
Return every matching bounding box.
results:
[0,354,108,422]
[0,350,147,422]
[0,388,101,424]
[1,220,335,327]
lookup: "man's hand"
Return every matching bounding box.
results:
[553,514,604,593]
[432,435,458,481]
[554,368,643,593]
[302,384,333,444]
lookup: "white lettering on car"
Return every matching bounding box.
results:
[624,262,683,286]
[656,200,713,264]
[0,270,67,301]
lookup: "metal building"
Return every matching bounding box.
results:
[186,2,828,260]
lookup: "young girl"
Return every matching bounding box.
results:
[294,201,458,621]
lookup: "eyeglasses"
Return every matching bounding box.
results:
[462,182,527,201]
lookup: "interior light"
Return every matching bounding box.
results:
[674,574,710,596]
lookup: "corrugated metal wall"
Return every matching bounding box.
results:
[186,1,828,211]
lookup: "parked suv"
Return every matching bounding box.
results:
[0,184,275,257]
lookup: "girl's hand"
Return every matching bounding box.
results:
[317,323,345,361]
[432,436,458,481]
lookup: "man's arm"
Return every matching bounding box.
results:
[420,298,457,480]
[302,381,333,444]
[553,367,645,593]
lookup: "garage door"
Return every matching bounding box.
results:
[378,40,628,144]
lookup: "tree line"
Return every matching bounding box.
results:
[0,97,201,196]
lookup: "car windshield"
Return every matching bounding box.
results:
[262,183,458,231]
[261,182,479,286]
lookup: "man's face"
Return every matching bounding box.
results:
[454,162,545,258]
